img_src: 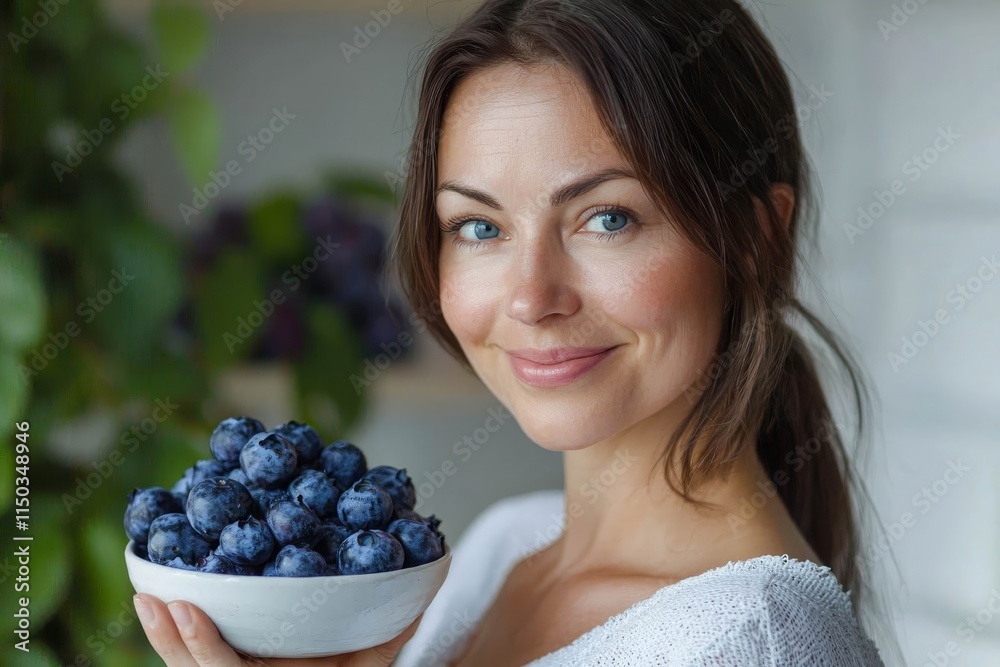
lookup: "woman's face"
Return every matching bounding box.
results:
[436,63,726,451]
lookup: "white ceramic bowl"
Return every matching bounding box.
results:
[124,540,451,658]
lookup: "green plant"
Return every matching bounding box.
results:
[0,2,379,664]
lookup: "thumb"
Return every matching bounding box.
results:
[351,614,423,667]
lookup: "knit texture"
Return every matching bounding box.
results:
[394,490,884,667]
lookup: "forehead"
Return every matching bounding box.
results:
[437,63,626,181]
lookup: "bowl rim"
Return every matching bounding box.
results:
[125,538,451,583]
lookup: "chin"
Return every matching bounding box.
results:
[507,399,622,452]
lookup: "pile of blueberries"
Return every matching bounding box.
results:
[124,417,445,577]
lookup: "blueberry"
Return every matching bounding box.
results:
[314,520,354,562]
[273,545,327,577]
[197,552,240,574]
[337,480,394,531]
[337,530,404,575]
[234,562,263,575]
[392,507,422,522]
[228,467,252,486]
[172,459,231,498]
[318,440,367,490]
[266,498,321,547]
[387,519,445,567]
[363,466,416,511]
[288,470,341,519]
[210,416,265,466]
[218,516,276,566]
[397,511,443,538]
[240,432,298,489]
[250,486,290,517]
[164,556,198,571]
[124,487,183,545]
[262,560,279,577]
[147,513,212,566]
[186,477,254,540]
[272,421,324,464]
[172,491,188,513]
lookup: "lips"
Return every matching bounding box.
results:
[505,346,618,387]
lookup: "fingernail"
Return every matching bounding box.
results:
[169,602,192,634]
[134,595,155,628]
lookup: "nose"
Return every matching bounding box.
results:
[504,236,582,325]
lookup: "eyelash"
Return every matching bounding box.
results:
[441,204,641,250]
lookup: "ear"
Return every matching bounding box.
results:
[754,182,795,242]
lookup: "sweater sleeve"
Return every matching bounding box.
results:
[693,574,884,667]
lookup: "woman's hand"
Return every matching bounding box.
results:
[134,593,420,667]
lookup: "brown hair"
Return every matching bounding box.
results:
[391,0,872,607]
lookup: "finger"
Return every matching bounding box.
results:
[134,594,199,667]
[168,601,245,667]
[347,614,424,667]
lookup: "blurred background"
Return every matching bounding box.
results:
[0,0,996,665]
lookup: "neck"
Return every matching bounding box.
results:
[549,403,810,579]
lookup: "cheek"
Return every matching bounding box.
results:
[594,246,725,382]
[439,251,501,347]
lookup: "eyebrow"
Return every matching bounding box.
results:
[435,167,637,210]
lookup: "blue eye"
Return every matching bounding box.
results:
[583,209,635,240]
[583,210,630,234]
[457,220,500,241]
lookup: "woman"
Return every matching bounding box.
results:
[135,0,887,664]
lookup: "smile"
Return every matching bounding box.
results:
[505,346,619,388]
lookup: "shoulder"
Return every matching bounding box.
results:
[653,555,884,666]
[394,490,564,667]
[461,489,565,549]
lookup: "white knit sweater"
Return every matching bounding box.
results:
[395,490,884,667]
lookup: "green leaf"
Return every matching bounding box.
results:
[0,239,47,352]
[168,88,220,186]
[0,430,11,515]
[295,305,367,436]
[0,349,28,468]
[37,0,98,57]
[95,224,184,362]
[80,516,135,628]
[151,2,210,75]
[194,251,264,369]
[247,192,306,264]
